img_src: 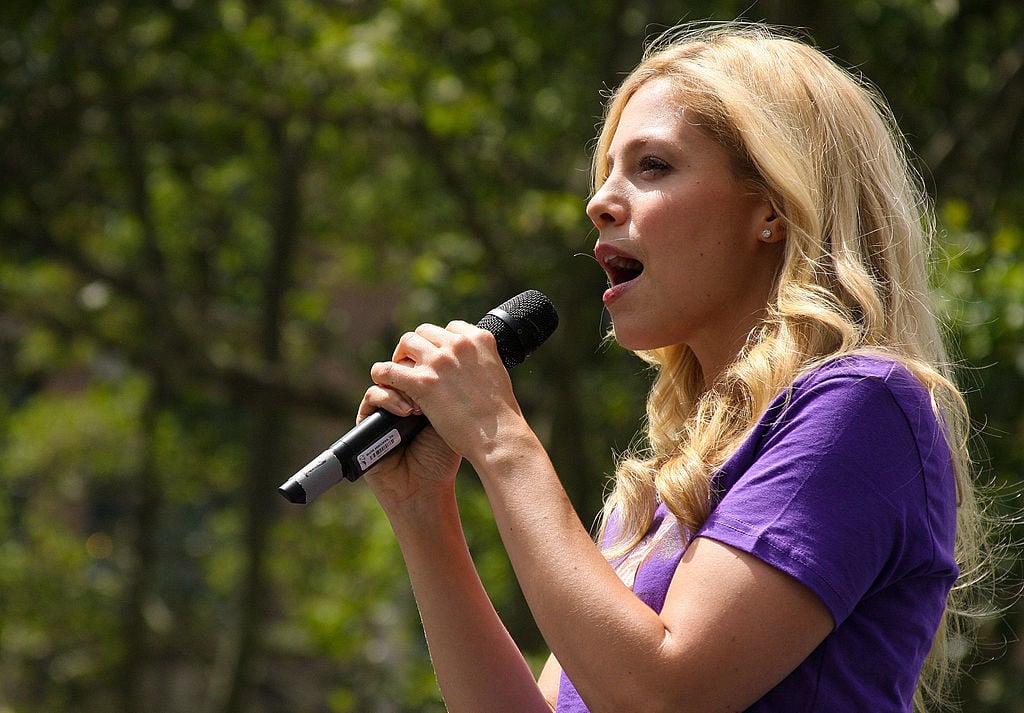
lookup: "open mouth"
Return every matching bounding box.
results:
[602,254,644,286]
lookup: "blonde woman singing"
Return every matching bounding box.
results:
[358,22,987,713]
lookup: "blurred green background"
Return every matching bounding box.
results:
[1,1,1022,711]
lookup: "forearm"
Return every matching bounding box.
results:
[383,487,553,713]
[469,428,678,711]
[357,315,831,711]
[455,422,834,713]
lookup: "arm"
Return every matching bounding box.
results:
[358,333,552,713]
[375,475,553,713]
[537,654,562,709]
[365,321,832,713]
[470,428,833,713]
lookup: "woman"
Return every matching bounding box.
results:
[359,22,985,712]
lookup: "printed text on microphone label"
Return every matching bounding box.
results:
[357,429,402,471]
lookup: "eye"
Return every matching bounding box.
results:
[638,155,671,175]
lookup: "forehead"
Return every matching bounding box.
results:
[610,79,687,145]
[603,78,728,170]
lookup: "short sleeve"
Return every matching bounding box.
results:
[696,363,956,626]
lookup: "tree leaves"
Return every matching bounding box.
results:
[1,1,1022,710]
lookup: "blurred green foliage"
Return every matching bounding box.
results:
[1,1,1022,711]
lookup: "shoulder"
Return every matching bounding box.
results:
[704,355,958,622]
[716,353,953,521]
[717,355,937,486]
[790,354,927,400]
[774,354,935,434]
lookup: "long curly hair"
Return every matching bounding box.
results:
[593,22,987,712]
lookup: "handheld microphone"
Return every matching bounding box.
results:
[278,290,559,504]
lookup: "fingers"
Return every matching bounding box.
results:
[365,321,503,425]
[357,382,421,424]
[391,324,448,364]
[390,321,497,368]
[443,319,476,334]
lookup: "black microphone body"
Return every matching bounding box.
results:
[279,290,558,504]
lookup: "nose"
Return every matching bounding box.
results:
[586,178,626,230]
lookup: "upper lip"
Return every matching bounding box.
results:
[595,242,644,286]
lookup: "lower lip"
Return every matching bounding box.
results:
[602,277,638,306]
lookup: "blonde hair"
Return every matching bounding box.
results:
[594,22,986,711]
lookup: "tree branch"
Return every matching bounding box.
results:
[924,31,1024,179]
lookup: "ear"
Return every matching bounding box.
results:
[758,202,787,243]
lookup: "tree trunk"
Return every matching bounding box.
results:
[210,114,309,713]
[119,377,167,712]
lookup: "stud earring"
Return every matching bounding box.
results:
[761,228,773,239]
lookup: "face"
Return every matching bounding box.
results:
[588,78,784,376]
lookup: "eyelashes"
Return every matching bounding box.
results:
[596,154,673,188]
[638,155,671,174]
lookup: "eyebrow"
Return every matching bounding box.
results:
[604,132,680,169]
[614,133,670,151]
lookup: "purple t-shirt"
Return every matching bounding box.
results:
[556,356,959,712]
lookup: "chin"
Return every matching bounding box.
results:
[611,326,672,353]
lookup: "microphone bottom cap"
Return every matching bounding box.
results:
[278,480,308,504]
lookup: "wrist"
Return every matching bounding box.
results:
[377,481,460,536]
[469,420,548,484]
[386,487,473,572]
[468,420,557,497]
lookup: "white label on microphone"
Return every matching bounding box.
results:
[357,428,402,471]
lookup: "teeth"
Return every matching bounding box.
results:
[601,252,644,287]
[603,255,643,271]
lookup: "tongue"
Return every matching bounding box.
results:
[615,264,643,285]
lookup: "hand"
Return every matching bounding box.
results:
[368,321,525,464]
[356,379,462,514]
[357,320,523,511]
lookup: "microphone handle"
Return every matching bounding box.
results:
[332,409,429,479]
[279,289,558,504]
[280,410,428,504]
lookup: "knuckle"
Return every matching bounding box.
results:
[476,328,497,347]
[370,361,391,383]
[447,333,473,357]
[465,328,495,355]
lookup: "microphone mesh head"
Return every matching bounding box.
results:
[477,290,559,369]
